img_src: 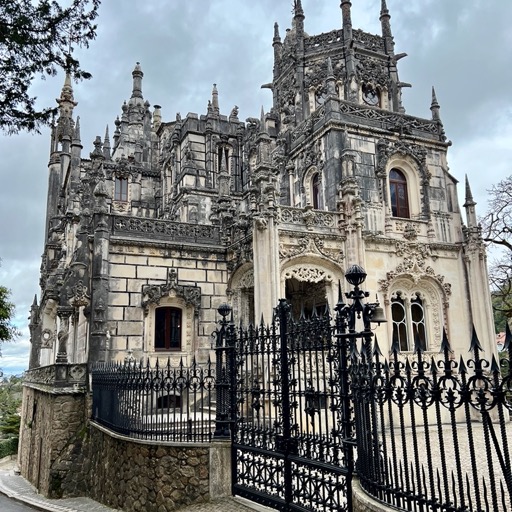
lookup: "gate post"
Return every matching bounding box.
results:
[276,298,294,506]
[214,303,234,439]
[336,265,387,507]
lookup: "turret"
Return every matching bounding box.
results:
[45,74,77,240]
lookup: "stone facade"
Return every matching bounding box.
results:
[20,0,497,508]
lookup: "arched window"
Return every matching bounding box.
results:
[114,177,128,202]
[391,292,427,351]
[155,307,182,351]
[312,173,320,209]
[389,169,410,218]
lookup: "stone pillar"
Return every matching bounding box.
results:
[56,306,73,363]
[209,441,232,499]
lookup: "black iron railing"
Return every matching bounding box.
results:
[353,326,512,512]
[89,263,512,512]
[91,358,216,442]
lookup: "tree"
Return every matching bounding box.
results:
[0,285,19,347]
[0,0,100,134]
[481,175,512,326]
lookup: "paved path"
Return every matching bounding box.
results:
[0,493,42,512]
[0,457,262,512]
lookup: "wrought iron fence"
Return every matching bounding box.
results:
[91,358,216,442]
[352,326,512,512]
[89,263,512,512]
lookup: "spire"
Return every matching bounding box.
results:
[90,136,104,160]
[430,86,446,141]
[212,84,220,115]
[258,106,269,139]
[430,86,440,120]
[59,73,75,105]
[326,56,336,96]
[327,56,334,78]
[464,175,478,228]
[131,62,143,99]
[273,22,281,46]
[341,0,353,37]
[56,72,77,141]
[103,125,111,160]
[292,0,305,35]
[72,116,81,146]
[294,0,304,19]
[153,104,162,131]
[464,175,475,207]
[380,0,394,54]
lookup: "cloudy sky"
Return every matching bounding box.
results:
[0,0,511,375]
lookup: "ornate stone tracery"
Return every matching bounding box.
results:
[279,235,344,264]
[283,264,335,284]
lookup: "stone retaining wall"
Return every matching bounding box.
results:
[19,386,231,510]
[18,386,88,497]
[352,478,396,512]
[86,424,214,512]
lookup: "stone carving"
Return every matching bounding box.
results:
[142,269,201,315]
[280,206,337,230]
[339,103,439,138]
[356,54,389,87]
[279,236,344,264]
[238,269,254,289]
[283,265,334,284]
[113,216,221,244]
[305,29,344,51]
[41,329,56,349]
[352,29,385,52]
[70,280,90,308]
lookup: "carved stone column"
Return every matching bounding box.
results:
[56,306,73,363]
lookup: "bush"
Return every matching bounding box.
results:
[0,437,18,458]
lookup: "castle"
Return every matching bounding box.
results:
[19,0,496,502]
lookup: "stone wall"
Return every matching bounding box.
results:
[86,424,215,512]
[18,386,88,497]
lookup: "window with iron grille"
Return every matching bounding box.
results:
[155,307,182,351]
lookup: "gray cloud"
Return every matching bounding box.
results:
[0,0,510,372]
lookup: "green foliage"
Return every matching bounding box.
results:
[0,0,101,134]
[0,376,22,440]
[492,291,511,333]
[0,285,19,344]
[0,437,18,458]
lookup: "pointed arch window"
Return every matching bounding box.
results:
[114,177,128,202]
[391,292,427,351]
[389,169,410,218]
[312,173,320,209]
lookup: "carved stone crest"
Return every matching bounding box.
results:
[142,269,201,315]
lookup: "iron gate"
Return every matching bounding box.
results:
[229,299,358,512]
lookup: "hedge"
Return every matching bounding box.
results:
[0,437,18,458]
